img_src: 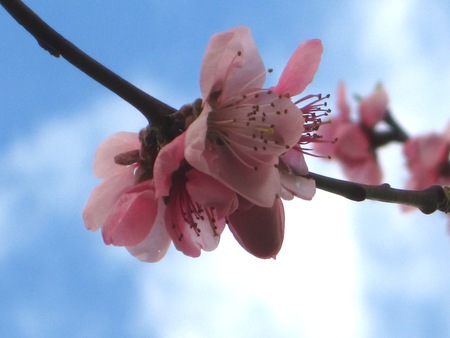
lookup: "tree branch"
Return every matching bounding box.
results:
[0,0,176,125]
[308,171,450,214]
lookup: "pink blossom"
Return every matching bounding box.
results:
[84,26,326,261]
[154,132,239,257]
[185,26,323,207]
[359,85,388,128]
[403,124,450,190]
[83,132,171,262]
[314,83,386,185]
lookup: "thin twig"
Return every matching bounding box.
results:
[0,0,176,125]
[308,171,449,214]
[384,110,409,142]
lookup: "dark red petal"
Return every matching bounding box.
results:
[228,198,285,259]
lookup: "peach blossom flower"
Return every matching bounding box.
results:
[185,26,323,207]
[84,26,326,261]
[403,124,450,190]
[315,83,388,185]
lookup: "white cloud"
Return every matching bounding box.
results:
[351,0,450,134]
[133,188,368,338]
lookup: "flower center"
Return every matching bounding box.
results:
[206,89,298,171]
[169,163,219,241]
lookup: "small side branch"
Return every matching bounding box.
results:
[0,0,176,124]
[308,172,450,214]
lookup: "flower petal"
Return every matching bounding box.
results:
[185,169,238,219]
[337,82,351,120]
[404,134,449,189]
[228,198,285,259]
[185,96,304,207]
[94,132,140,178]
[343,157,382,185]
[102,181,158,247]
[165,199,226,257]
[280,149,309,175]
[335,124,370,161]
[200,26,265,105]
[126,200,172,262]
[153,133,186,198]
[280,173,316,200]
[83,165,137,231]
[272,39,323,96]
[359,86,388,128]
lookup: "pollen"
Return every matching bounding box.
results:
[254,127,274,134]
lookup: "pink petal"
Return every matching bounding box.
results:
[185,169,238,219]
[165,198,226,257]
[313,123,338,157]
[359,87,388,128]
[193,138,282,207]
[228,198,285,259]
[335,124,370,161]
[102,181,158,247]
[153,133,186,198]
[343,157,382,185]
[313,83,350,158]
[94,132,140,178]
[335,124,383,184]
[337,82,351,120]
[184,111,209,173]
[280,149,309,175]
[126,200,172,262]
[273,39,323,96]
[200,26,265,104]
[280,174,316,200]
[185,97,303,208]
[444,123,450,143]
[83,165,137,231]
[403,134,449,189]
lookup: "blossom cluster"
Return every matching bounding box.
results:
[83,26,326,261]
[315,83,388,185]
[403,124,450,191]
[315,82,450,203]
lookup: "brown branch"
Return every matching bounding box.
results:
[0,0,176,125]
[308,172,450,214]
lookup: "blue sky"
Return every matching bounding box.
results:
[1,0,450,337]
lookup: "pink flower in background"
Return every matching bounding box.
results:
[315,83,387,185]
[404,124,450,190]
[154,133,239,257]
[359,85,389,128]
[185,26,322,207]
